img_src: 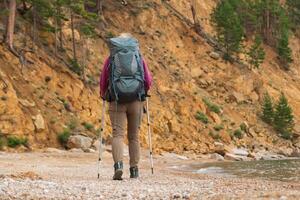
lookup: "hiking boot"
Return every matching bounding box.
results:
[129,166,139,178]
[113,161,123,180]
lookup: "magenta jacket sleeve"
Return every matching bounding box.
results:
[143,59,152,92]
[99,58,110,98]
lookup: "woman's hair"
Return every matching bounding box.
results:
[119,33,133,38]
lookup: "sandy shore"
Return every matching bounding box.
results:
[0,149,300,200]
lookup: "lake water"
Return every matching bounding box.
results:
[177,159,300,182]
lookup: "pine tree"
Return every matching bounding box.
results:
[277,8,293,68]
[261,92,274,124]
[247,35,265,68]
[273,92,294,139]
[211,0,244,61]
[286,0,300,31]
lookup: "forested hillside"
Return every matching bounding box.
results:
[0,0,300,157]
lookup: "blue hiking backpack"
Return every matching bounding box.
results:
[106,37,146,103]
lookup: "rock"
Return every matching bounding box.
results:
[240,121,249,133]
[43,148,64,153]
[231,92,246,103]
[213,142,226,155]
[249,127,256,137]
[253,151,286,160]
[249,92,259,102]
[224,153,250,161]
[92,140,100,151]
[231,148,249,156]
[210,153,224,161]
[32,114,45,131]
[209,51,220,60]
[191,67,203,78]
[254,126,262,133]
[294,140,300,148]
[19,99,36,107]
[69,148,84,153]
[67,135,92,151]
[209,112,222,124]
[85,148,96,153]
[294,124,300,136]
[291,148,300,157]
[278,148,293,157]
[167,119,181,133]
[15,145,29,152]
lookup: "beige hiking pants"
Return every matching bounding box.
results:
[109,101,143,167]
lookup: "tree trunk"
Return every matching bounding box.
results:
[32,4,37,51]
[5,0,17,50]
[58,7,64,50]
[55,16,58,57]
[96,0,103,16]
[190,0,202,33]
[82,37,87,82]
[71,11,77,61]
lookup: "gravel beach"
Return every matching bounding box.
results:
[0,150,300,200]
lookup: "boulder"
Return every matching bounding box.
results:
[209,51,220,60]
[249,92,259,102]
[67,135,92,151]
[278,148,294,157]
[213,142,226,155]
[252,151,286,160]
[231,148,249,157]
[210,153,224,161]
[229,92,246,103]
[19,99,36,107]
[32,114,45,131]
[85,148,96,153]
[209,112,222,124]
[191,67,203,78]
[291,148,300,157]
[224,153,250,161]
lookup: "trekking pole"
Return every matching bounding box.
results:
[97,99,106,179]
[146,97,154,174]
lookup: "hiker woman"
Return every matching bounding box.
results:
[100,33,152,180]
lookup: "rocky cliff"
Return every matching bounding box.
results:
[0,0,300,156]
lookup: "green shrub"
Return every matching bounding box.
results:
[239,122,248,132]
[7,136,28,148]
[209,131,221,140]
[67,119,78,130]
[69,59,82,75]
[214,124,224,131]
[105,31,115,38]
[82,122,94,131]
[58,129,71,146]
[203,98,221,114]
[233,129,243,139]
[195,111,209,124]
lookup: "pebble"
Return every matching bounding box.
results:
[0,152,299,199]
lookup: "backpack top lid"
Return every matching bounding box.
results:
[109,37,139,55]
